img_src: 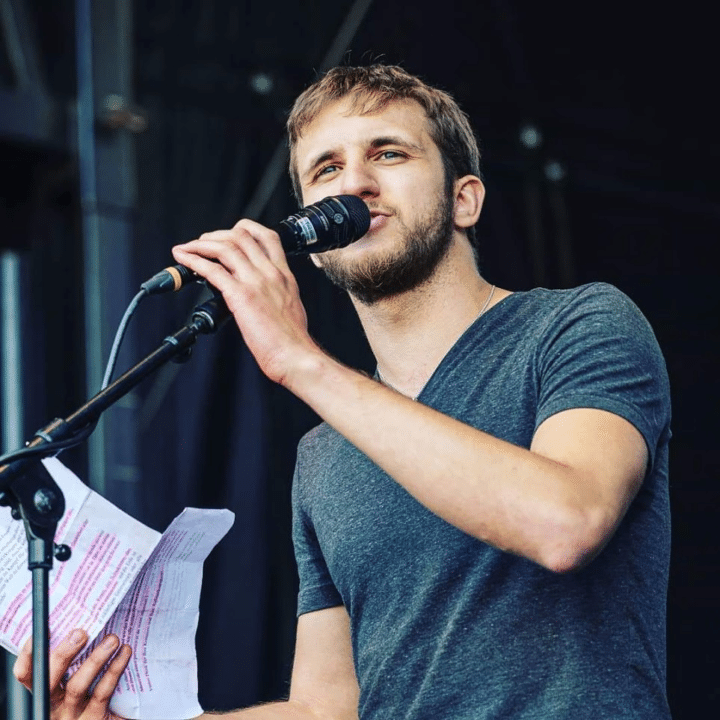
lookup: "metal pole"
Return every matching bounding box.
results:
[1,250,31,720]
[30,563,50,720]
[74,0,142,512]
[74,0,106,495]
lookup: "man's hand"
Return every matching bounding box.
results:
[13,629,132,720]
[172,219,322,388]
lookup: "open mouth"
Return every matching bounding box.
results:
[367,211,391,234]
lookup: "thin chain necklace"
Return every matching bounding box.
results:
[377,284,496,400]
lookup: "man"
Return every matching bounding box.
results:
[15,64,671,718]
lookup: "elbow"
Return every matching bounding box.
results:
[538,506,615,574]
[541,541,600,575]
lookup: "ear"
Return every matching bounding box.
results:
[453,175,485,229]
[309,253,323,268]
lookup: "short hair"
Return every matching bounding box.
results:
[286,64,482,254]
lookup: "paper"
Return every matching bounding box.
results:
[0,458,161,655]
[0,458,235,720]
[77,508,234,719]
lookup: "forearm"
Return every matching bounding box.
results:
[198,700,326,719]
[285,351,620,572]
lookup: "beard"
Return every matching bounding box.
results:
[316,186,456,305]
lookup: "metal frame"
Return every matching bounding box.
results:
[2,1,140,716]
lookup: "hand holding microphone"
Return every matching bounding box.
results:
[163,195,370,387]
[142,195,370,295]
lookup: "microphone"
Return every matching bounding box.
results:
[141,195,371,295]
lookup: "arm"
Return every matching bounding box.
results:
[198,606,359,719]
[14,608,358,720]
[172,224,649,574]
[288,366,647,573]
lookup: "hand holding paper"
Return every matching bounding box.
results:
[13,627,133,720]
[1,458,234,719]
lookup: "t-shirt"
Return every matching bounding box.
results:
[292,283,672,719]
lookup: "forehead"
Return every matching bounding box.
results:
[295,98,436,170]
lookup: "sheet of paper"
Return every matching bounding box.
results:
[1,459,235,720]
[0,458,161,655]
[78,507,235,720]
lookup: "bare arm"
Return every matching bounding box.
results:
[173,222,648,574]
[286,361,647,573]
[198,606,359,719]
[14,608,358,720]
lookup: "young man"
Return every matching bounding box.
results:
[15,65,671,719]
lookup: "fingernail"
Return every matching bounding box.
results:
[102,635,119,649]
[69,629,85,645]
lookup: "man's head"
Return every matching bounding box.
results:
[286,64,482,258]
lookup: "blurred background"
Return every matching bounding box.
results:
[1,0,717,717]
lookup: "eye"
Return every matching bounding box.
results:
[378,150,405,160]
[316,164,338,179]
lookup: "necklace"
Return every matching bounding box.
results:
[477,283,496,318]
[377,284,496,399]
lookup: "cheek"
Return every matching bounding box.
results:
[400,171,442,207]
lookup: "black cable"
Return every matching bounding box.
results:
[1,288,150,468]
[0,423,96,467]
[101,288,148,389]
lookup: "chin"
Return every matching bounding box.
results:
[316,230,391,266]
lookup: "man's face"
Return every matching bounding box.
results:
[294,98,457,304]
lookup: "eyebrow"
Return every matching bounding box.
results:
[302,135,425,182]
[303,149,338,181]
[368,135,424,154]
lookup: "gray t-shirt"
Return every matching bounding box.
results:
[292,283,671,719]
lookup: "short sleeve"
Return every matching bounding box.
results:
[292,447,344,617]
[534,283,671,470]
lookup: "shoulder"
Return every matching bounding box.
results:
[554,281,645,316]
[485,283,637,336]
[510,282,639,318]
[516,282,664,362]
[502,283,655,346]
[527,284,671,453]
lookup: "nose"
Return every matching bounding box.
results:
[338,160,380,199]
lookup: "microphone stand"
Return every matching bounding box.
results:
[0,294,229,720]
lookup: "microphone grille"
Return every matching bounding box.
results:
[335,195,371,236]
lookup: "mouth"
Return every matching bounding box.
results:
[367,210,392,234]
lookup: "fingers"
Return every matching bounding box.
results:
[13,629,89,692]
[62,634,118,706]
[233,218,291,268]
[50,629,89,689]
[172,219,291,289]
[172,227,299,324]
[171,218,314,385]
[12,636,33,690]
[83,644,132,716]
[13,630,132,720]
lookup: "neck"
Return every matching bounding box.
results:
[350,239,500,398]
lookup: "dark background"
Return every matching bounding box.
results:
[1,1,718,717]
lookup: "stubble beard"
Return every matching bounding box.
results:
[316,187,456,306]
